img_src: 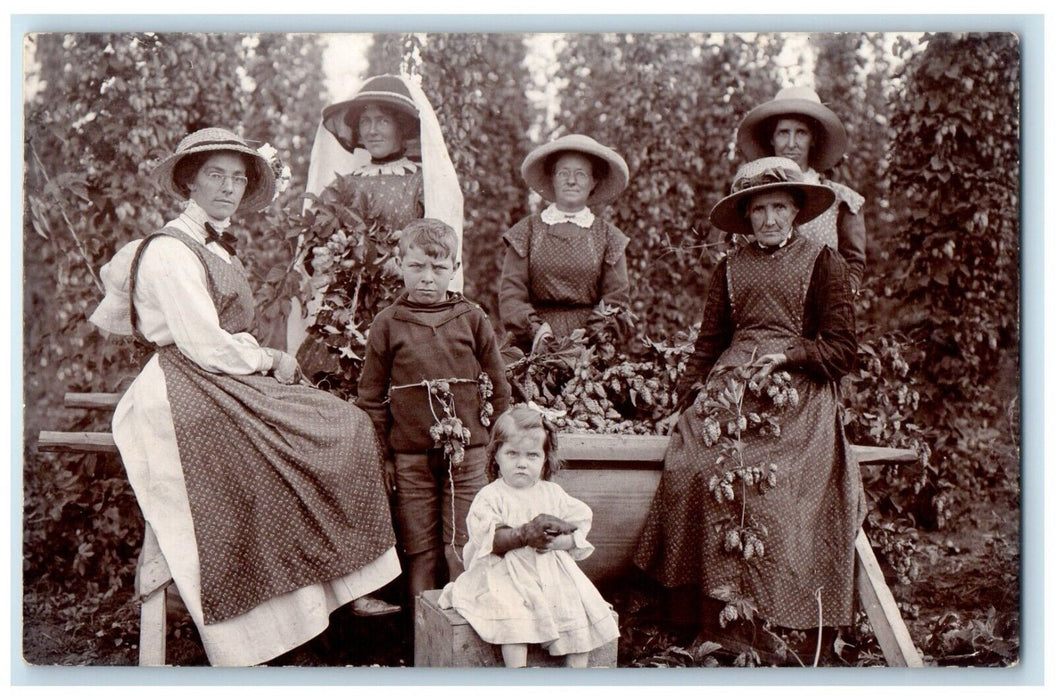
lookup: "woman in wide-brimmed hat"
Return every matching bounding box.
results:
[634,157,864,664]
[499,134,631,355]
[89,127,402,666]
[737,86,867,295]
[289,74,463,377]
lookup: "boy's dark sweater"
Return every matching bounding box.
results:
[357,292,512,454]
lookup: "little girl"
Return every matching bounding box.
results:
[437,405,619,668]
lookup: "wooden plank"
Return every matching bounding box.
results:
[37,431,118,453]
[852,445,920,465]
[560,433,917,467]
[64,392,122,410]
[854,529,924,667]
[138,587,167,666]
[559,433,669,463]
[135,525,172,666]
[554,468,662,581]
[135,524,173,599]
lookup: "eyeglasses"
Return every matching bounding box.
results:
[204,170,249,189]
[555,168,592,184]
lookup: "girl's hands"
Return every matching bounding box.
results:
[535,532,575,553]
[494,514,578,555]
[525,513,577,552]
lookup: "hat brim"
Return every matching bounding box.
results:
[321,94,420,154]
[737,98,848,172]
[153,143,276,213]
[521,135,629,206]
[709,180,836,236]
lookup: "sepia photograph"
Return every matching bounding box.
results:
[18,24,1025,674]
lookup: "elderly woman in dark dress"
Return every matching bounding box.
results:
[633,157,864,661]
[499,134,631,355]
[737,86,867,295]
[89,128,401,666]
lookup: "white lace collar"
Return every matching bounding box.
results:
[179,199,232,243]
[540,203,595,228]
[351,157,420,178]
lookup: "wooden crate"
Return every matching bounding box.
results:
[414,589,618,668]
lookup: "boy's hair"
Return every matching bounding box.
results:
[485,405,564,483]
[399,218,458,262]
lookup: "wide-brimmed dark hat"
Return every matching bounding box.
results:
[520,134,629,206]
[152,127,276,213]
[321,74,421,154]
[737,86,848,172]
[709,157,836,236]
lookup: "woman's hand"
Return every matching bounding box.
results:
[531,322,555,355]
[266,348,302,385]
[381,459,396,497]
[656,411,680,436]
[750,353,787,385]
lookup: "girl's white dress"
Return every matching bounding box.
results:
[437,479,619,656]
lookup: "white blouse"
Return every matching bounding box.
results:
[130,209,272,375]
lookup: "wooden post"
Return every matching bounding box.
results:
[854,529,924,667]
[134,524,172,666]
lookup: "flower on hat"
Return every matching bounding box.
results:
[256,142,291,201]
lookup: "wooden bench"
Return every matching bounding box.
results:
[38,392,924,668]
[555,433,923,667]
[38,392,171,666]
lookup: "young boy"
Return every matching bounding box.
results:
[358,218,512,603]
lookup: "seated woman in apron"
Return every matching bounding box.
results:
[89,127,402,666]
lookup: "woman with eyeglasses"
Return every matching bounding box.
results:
[88,127,402,666]
[498,134,631,356]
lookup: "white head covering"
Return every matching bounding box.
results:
[287,74,464,352]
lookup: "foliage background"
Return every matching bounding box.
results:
[21,31,1020,666]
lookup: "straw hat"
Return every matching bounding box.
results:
[152,127,276,213]
[709,157,837,236]
[520,134,629,206]
[321,75,421,154]
[737,86,848,172]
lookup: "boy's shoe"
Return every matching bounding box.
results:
[350,594,401,617]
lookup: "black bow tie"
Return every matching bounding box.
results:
[204,222,238,256]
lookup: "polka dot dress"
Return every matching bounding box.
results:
[634,235,865,629]
[343,168,424,230]
[797,179,865,250]
[135,230,397,625]
[296,169,423,379]
[502,215,629,339]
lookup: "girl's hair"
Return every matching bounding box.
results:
[399,217,458,262]
[485,405,564,483]
[172,150,261,200]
